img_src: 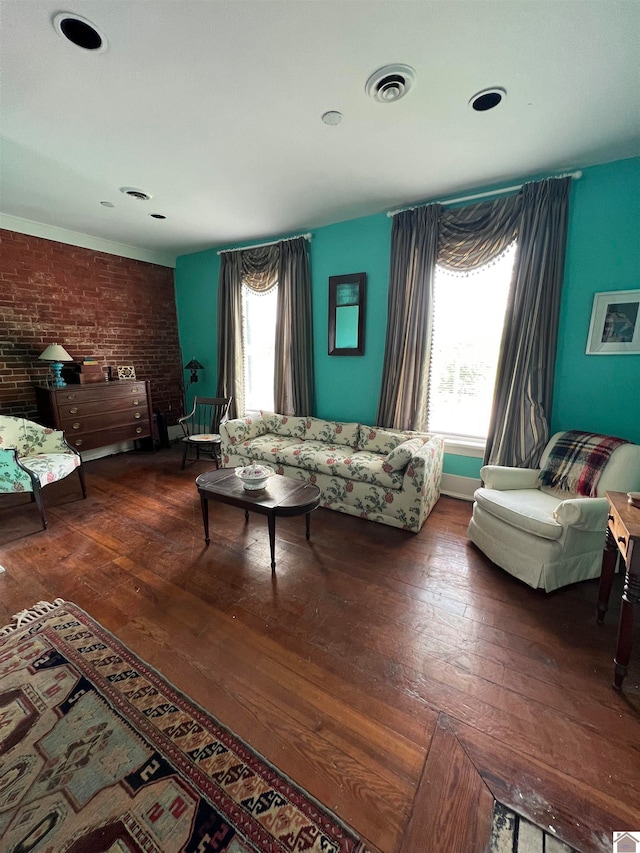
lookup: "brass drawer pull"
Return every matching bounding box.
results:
[72,422,80,430]
[131,386,139,393]
[608,514,614,522]
[618,536,626,546]
[135,426,142,434]
[66,393,77,400]
[74,438,83,446]
[69,406,79,414]
[134,412,142,419]
[132,399,139,406]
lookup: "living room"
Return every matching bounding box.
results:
[1,3,639,852]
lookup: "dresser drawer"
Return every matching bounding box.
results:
[57,395,146,419]
[62,410,149,434]
[66,421,151,451]
[57,382,148,403]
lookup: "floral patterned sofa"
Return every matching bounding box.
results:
[0,415,86,530]
[220,413,444,532]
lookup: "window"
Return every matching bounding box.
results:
[427,243,516,441]
[241,284,278,413]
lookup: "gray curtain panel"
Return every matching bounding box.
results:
[485,177,571,467]
[216,238,314,419]
[216,251,244,419]
[376,205,441,431]
[274,237,314,416]
[377,177,571,457]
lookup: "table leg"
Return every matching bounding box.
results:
[268,513,276,573]
[200,493,210,546]
[613,561,639,690]
[245,510,249,522]
[305,511,311,541]
[597,527,618,623]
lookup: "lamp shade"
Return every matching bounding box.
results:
[39,343,73,362]
[184,358,204,371]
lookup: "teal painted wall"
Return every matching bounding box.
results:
[310,214,390,423]
[174,248,219,411]
[553,158,640,443]
[174,156,640,476]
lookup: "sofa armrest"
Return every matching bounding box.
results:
[403,434,444,488]
[480,465,541,491]
[220,416,266,450]
[553,497,609,532]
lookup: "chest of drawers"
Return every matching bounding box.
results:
[35,381,154,452]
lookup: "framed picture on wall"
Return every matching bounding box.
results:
[586,290,640,354]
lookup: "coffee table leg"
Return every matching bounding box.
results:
[200,493,210,546]
[268,513,276,573]
[305,512,312,541]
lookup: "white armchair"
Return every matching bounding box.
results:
[0,415,86,530]
[467,431,640,591]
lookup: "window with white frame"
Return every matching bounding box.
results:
[427,242,516,441]
[241,284,278,413]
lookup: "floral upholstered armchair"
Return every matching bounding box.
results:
[0,416,87,530]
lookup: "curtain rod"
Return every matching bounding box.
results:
[386,171,582,218]
[217,232,311,255]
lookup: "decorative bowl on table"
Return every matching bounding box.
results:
[235,464,274,491]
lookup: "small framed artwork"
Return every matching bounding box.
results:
[586,290,640,355]
[117,365,136,380]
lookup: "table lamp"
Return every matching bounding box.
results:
[39,343,74,387]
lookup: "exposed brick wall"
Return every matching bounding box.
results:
[0,229,184,423]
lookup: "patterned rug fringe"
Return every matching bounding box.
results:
[0,598,65,637]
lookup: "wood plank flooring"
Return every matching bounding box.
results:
[1,446,638,852]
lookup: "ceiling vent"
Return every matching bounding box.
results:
[120,187,152,201]
[366,64,416,103]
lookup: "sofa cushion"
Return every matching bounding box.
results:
[240,434,303,465]
[261,412,306,439]
[358,425,414,454]
[473,487,564,540]
[383,437,426,472]
[304,417,359,448]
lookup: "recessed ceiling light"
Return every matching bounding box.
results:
[322,111,343,126]
[120,187,152,201]
[149,214,166,220]
[366,64,416,103]
[53,12,106,52]
[100,201,115,208]
[469,87,506,112]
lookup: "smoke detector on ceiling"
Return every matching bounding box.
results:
[366,64,416,103]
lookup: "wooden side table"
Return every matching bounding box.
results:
[597,490,640,690]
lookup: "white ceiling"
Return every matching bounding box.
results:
[1,1,639,266]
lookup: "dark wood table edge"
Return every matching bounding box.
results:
[195,470,321,572]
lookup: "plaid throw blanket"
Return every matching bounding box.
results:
[539,430,629,496]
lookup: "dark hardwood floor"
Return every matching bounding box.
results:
[1,446,638,852]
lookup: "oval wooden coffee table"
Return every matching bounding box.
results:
[195,468,321,572]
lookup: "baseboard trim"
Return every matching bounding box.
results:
[441,473,480,502]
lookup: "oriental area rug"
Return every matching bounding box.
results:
[0,600,370,853]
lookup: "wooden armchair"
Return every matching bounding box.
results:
[178,397,232,469]
[0,415,87,530]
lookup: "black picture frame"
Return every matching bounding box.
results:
[328,273,366,356]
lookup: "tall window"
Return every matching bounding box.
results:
[427,243,516,440]
[241,284,278,412]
